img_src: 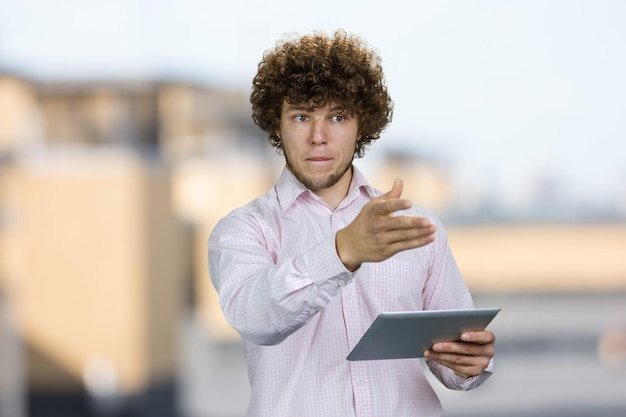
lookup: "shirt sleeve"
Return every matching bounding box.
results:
[208,211,353,346]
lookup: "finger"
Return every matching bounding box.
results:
[426,351,476,367]
[426,354,487,378]
[425,348,492,368]
[386,234,436,253]
[460,330,496,345]
[373,198,413,216]
[432,340,494,359]
[386,227,436,245]
[387,215,435,232]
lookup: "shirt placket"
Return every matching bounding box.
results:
[331,205,374,417]
[343,285,373,417]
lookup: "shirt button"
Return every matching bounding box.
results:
[308,309,317,315]
[338,280,346,287]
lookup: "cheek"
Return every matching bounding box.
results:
[281,141,301,164]
[342,137,359,156]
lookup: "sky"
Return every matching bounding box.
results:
[1,0,625,216]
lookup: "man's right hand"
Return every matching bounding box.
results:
[335,179,437,271]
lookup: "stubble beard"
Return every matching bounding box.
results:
[285,157,353,192]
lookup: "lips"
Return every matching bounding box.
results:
[307,156,333,162]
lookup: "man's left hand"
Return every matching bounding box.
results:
[423,330,495,379]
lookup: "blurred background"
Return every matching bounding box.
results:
[1,1,625,416]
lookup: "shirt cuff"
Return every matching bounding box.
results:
[305,234,353,292]
[451,357,495,390]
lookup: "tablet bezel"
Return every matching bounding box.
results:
[346,308,500,361]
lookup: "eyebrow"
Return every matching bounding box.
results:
[283,104,346,112]
[284,104,310,112]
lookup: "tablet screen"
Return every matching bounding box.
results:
[346,308,500,361]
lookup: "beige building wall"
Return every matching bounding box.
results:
[448,223,626,293]
[0,75,42,154]
[0,151,189,394]
[171,156,278,342]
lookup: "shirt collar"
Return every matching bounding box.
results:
[276,165,378,212]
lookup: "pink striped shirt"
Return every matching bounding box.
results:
[208,166,492,417]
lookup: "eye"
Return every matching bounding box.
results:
[332,115,345,123]
[294,115,307,122]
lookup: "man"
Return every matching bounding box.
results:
[208,30,495,417]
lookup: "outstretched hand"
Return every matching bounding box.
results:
[336,179,436,271]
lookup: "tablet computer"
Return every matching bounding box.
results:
[346,308,500,361]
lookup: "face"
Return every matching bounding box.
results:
[277,101,360,201]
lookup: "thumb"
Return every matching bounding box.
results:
[383,178,403,200]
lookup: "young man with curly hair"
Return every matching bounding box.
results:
[208,30,495,417]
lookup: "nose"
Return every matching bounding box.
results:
[311,119,328,145]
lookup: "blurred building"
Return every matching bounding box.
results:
[1,69,626,417]
[0,72,270,416]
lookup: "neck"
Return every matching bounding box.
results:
[314,166,353,209]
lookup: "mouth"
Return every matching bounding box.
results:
[307,156,333,162]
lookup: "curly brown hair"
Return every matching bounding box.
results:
[250,30,393,158]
